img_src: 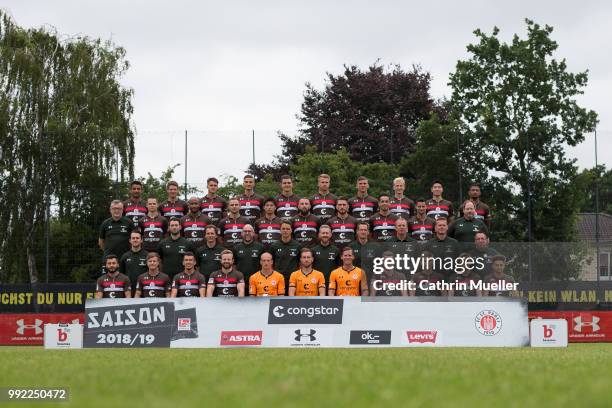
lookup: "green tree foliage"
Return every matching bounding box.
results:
[0,12,135,282]
[448,19,598,242]
[576,166,612,215]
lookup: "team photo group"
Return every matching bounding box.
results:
[96,173,516,299]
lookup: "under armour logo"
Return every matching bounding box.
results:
[294,329,316,341]
[16,319,43,335]
[574,315,600,332]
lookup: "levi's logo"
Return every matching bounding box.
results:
[407,331,438,343]
[220,331,263,346]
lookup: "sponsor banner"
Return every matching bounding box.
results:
[529,319,568,348]
[529,311,612,343]
[519,281,612,310]
[0,284,95,313]
[44,324,84,349]
[268,298,344,324]
[220,331,263,346]
[0,314,84,345]
[278,327,334,347]
[405,331,441,346]
[349,330,392,345]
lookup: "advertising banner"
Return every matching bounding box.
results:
[529,310,612,342]
[0,314,84,345]
[0,284,95,313]
[83,297,529,348]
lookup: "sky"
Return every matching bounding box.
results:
[3,0,610,190]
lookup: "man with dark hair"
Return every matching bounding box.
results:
[348,176,378,223]
[327,197,357,248]
[483,255,518,297]
[271,221,302,283]
[328,247,369,296]
[289,248,326,296]
[310,174,337,223]
[95,255,131,299]
[120,230,148,291]
[254,198,282,249]
[134,252,171,298]
[449,200,489,246]
[219,197,250,249]
[409,251,447,296]
[369,194,398,243]
[447,253,483,297]
[239,175,266,223]
[312,225,340,280]
[423,218,460,278]
[459,183,492,228]
[408,198,436,242]
[348,222,380,276]
[207,250,245,297]
[122,180,147,227]
[292,197,321,247]
[159,180,188,220]
[370,251,409,297]
[170,252,206,297]
[200,177,227,225]
[180,196,211,248]
[275,175,301,222]
[389,177,414,219]
[99,200,134,259]
[425,180,454,222]
[157,217,195,278]
[141,197,168,252]
[469,231,500,277]
[195,225,226,278]
[232,224,264,287]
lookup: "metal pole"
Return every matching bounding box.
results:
[184,130,188,200]
[595,129,600,282]
[252,129,255,167]
[456,132,463,205]
[45,199,50,283]
[526,133,533,281]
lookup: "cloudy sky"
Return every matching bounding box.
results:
[3,1,610,189]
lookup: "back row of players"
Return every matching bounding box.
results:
[97,174,511,297]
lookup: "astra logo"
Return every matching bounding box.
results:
[220,331,263,346]
[294,329,317,342]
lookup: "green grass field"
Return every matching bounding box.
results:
[2,345,611,408]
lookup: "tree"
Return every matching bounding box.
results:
[448,19,598,242]
[576,166,612,215]
[0,12,135,283]
[248,63,440,178]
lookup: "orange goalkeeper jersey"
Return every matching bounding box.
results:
[289,269,326,296]
[329,266,366,296]
[249,270,285,296]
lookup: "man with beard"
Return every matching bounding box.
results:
[207,250,245,297]
[483,255,519,297]
[218,197,250,249]
[180,196,211,248]
[238,175,266,223]
[447,253,483,297]
[292,198,321,248]
[326,197,357,248]
[348,176,378,223]
[309,174,337,223]
[170,252,207,297]
[389,177,414,220]
[271,221,302,283]
[369,194,398,243]
[349,222,381,279]
[141,197,168,252]
[409,251,447,296]
[289,247,326,296]
[254,198,282,249]
[328,247,369,296]
[200,177,227,225]
[119,230,148,291]
[407,198,436,242]
[159,181,188,220]
[122,180,147,228]
[232,224,264,287]
[157,218,195,278]
[134,252,171,298]
[95,255,131,299]
[195,225,226,278]
[312,225,340,280]
[370,251,408,296]
[469,231,500,277]
[449,200,489,247]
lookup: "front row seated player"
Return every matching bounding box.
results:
[170,252,207,297]
[369,251,408,296]
[249,252,286,296]
[288,247,326,296]
[95,254,132,298]
[207,250,246,297]
[328,247,369,296]
[134,252,171,298]
[483,255,519,297]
